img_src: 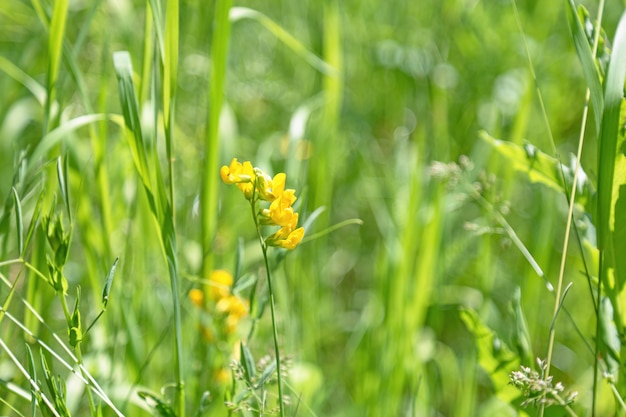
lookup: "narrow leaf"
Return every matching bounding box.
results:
[56,157,71,222]
[102,257,118,308]
[597,10,626,250]
[565,0,603,130]
[240,342,256,384]
[459,308,520,402]
[11,187,23,256]
[137,391,176,417]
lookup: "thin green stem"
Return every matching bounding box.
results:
[248,187,285,417]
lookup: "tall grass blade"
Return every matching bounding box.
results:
[163,0,179,218]
[597,10,626,252]
[11,188,23,256]
[114,49,185,417]
[45,0,68,133]
[565,0,604,130]
[202,0,232,277]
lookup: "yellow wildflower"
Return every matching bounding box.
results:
[257,172,293,202]
[221,158,306,250]
[266,225,305,250]
[220,158,255,199]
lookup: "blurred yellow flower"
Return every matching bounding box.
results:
[217,295,249,333]
[189,270,248,336]
[189,288,204,307]
[209,269,233,300]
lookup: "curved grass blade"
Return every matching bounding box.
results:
[230,7,336,76]
[28,113,124,170]
[0,55,46,105]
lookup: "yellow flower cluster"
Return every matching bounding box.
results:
[190,270,248,335]
[220,158,305,250]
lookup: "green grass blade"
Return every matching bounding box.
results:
[230,7,336,76]
[28,113,124,170]
[163,0,179,219]
[11,187,23,256]
[597,10,626,250]
[565,0,603,131]
[163,0,178,136]
[55,157,70,222]
[112,51,156,209]
[202,0,232,277]
[45,0,68,133]
[459,308,520,402]
[0,55,46,105]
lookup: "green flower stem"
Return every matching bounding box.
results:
[249,193,286,417]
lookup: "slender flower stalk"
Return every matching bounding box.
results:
[220,158,305,415]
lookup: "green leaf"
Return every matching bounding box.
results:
[230,7,336,76]
[56,156,71,222]
[11,187,23,256]
[69,287,82,347]
[510,287,533,367]
[240,342,256,385]
[29,113,124,169]
[459,308,520,402]
[598,297,621,378]
[137,391,177,417]
[480,130,594,214]
[597,11,626,251]
[565,0,603,131]
[23,192,44,257]
[256,360,277,389]
[102,257,118,309]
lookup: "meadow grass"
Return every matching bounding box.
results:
[2,0,626,416]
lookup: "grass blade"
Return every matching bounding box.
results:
[230,7,336,76]
[45,0,68,133]
[202,0,233,277]
[11,187,23,256]
[565,0,604,131]
[597,10,626,251]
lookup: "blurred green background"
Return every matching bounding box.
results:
[0,0,623,415]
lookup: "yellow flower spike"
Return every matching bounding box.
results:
[209,270,234,300]
[266,226,305,250]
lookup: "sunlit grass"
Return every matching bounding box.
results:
[1,0,626,416]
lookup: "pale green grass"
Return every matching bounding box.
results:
[1,0,626,416]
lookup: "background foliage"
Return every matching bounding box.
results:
[1,0,625,416]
